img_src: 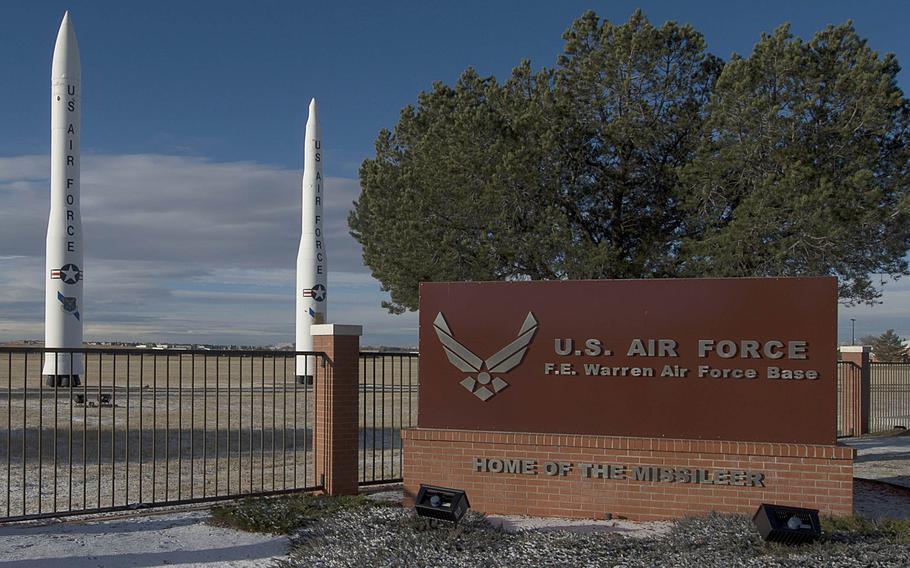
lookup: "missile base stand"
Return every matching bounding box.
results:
[45,374,82,387]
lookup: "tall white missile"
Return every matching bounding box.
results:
[43,11,83,387]
[295,99,326,380]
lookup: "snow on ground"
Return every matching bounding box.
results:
[0,510,286,568]
[844,434,910,489]
[0,436,907,567]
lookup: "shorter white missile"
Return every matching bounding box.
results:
[43,11,83,387]
[295,99,327,380]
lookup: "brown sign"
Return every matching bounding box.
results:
[418,277,837,444]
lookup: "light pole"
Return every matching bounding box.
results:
[851,318,856,345]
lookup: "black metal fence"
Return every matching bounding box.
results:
[358,352,418,485]
[0,346,326,522]
[870,362,910,432]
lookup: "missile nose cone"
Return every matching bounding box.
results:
[307,98,319,124]
[57,10,75,35]
[53,10,81,77]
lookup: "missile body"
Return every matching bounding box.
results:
[43,12,83,386]
[295,99,326,379]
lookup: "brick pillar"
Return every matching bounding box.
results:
[312,324,362,495]
[839,346,871,436]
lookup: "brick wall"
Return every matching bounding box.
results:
[403,428,854,520]
[313,325,361,496]
[839,346,871,436]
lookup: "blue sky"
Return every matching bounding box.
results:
[1,1,909,346]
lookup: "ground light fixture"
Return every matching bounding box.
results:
[752,503,821,544]
[414,485,470,523]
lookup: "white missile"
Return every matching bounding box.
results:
[43,11,83,386]
[295,99,326,380]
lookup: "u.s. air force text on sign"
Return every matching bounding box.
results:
[472,457,765,487]
[418,277,837,445]
[544,338,820,380]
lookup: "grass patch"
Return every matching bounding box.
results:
[822,515,910,543]
[210,493,372,534]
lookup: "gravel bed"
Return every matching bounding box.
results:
[279,506,910,568]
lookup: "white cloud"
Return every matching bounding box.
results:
[0,154,417,346]
[840,276,910,340]
[0,155,46,182]
[5,152,903,348]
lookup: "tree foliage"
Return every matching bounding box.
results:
[857,335,878,347]
[349,10,910,313]
[681,24,910,303]
[871,329,907,362]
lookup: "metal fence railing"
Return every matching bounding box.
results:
[358,352,418,485]
[0,347,325,522]
[870,362,910,432]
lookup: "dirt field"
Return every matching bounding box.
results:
[0,351,416,519]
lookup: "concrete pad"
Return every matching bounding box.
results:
[486,514,673,538]
[854,478,910,521]
[362,487,671,537]
[363,488,403,503]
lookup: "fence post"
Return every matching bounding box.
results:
[839,346,871,435]
[312,324,362,495]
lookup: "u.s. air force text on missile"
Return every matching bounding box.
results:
[544,338,821,380]
[472,457,765,486]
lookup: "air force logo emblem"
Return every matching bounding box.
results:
[433,311,538,401]
[57,291,80,321]
[50,263,83,285]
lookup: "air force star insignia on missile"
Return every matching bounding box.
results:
[432,312,538,401]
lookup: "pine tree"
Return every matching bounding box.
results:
[350,12,910,313]
[681,23,910,305]
[871,329,907,362]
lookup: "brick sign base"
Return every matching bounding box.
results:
[402,428,854,520]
